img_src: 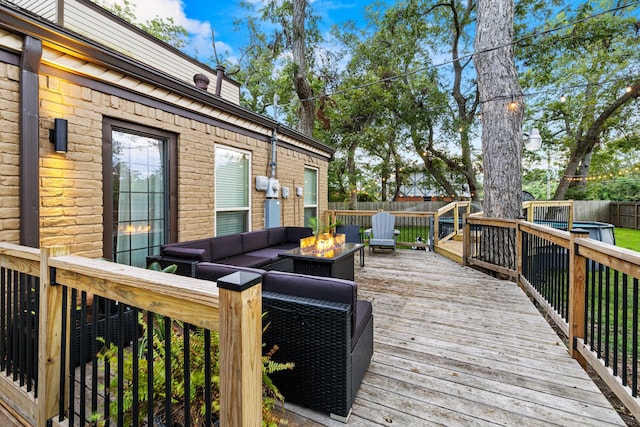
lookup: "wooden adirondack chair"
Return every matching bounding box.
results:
[368,212,396,254]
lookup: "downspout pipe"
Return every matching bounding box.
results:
[270,95,280,179]
[270,124,279,179]
[20,35,42,247]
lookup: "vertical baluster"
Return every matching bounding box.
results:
[184,323,191,427]
[604,267,611,368]
[204,329,212,426]
[613,272,619,377]
[79,292,88,424]
[32,276,40,394]
[132,307,140,427]
[551,243,560,311]
[597,265,603,358]
[68,289,77,426]
[146,311,154,426]
[22,274,30,391]
[91,296,101,420]
[117,303,125,427]
[165,316,172,427]
[623,275,628,386]
[58,286,68,421]
[0,267,5,373]
[589,260,596,350]
[104,301,111,425]
[633,278,638,397]
[11,269,18,379]
[563,247,570,321]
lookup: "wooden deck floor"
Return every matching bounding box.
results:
[280,249,625,426]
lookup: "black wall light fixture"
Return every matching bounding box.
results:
[49,118,68,153]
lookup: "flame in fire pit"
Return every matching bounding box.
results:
[300,233,346,256]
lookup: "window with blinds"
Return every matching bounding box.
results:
[304,167,318,227]
[215,146,250,235]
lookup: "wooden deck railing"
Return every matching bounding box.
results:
[523,200,574,229]
[463,217,640,420]
[0,243,262,427]
[433,201,471,246]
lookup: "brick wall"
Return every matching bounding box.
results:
[31,73,328,257]
[0,63,21,244]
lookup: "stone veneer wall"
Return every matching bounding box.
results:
[0,67,328,257]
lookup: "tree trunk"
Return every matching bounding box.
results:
[576,149,593,193]
[474,0,523,218]
[474,0,522,268]
[292,0,315,136]
[347,140,358,209]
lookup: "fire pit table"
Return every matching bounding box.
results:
[277,242,364,280]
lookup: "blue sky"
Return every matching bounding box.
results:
[100,0,373,64]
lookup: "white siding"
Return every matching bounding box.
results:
[7,0,241,104]
[6,0,57,21]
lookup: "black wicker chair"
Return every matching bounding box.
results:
[194,263,374,421]
[72,302,138,365]
[261,272,373,422]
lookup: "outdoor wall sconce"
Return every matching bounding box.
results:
[49,118,68,153]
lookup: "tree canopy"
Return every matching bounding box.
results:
[518,0,640,201]
[98,0,640,203]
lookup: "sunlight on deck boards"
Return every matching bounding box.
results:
[280,249,625,426]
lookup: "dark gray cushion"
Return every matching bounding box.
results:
[195,262,265,282]
[242,230,269,253]
[267,227,287,246]
[244,248,285,262]
[161,247,206,261]
[353,300,372,350]
[210,234,243,260]
[162,239,211,262]
[285,227,313,243]
[221,254,272,268]
[263,271,357,329]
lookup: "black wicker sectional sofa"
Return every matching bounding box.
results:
[148,226,313,276]
[195,263,374,422]
[147,227,373,421]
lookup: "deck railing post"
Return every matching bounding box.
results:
[453,204,460,235]
[515,217,525,282]
[462,214,470,266]
[568,229,589,367]
[433,211,440,248]
[38,245,70,426]
[217,271,263,427]
[525,201,534,222]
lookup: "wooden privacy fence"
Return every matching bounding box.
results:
[464,216,640,420]
[0,243,262,427]
[611,202,640,230]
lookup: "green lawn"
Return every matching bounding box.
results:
[614,227,640,252]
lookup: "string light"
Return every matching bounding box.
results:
[626,85,633,93]
[564,165,640,182]
[560,94,567,103]
[508,100,519,111]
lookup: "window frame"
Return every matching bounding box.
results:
[102,118,177,264]
[214,144,252,235]
[303,166,319,227]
